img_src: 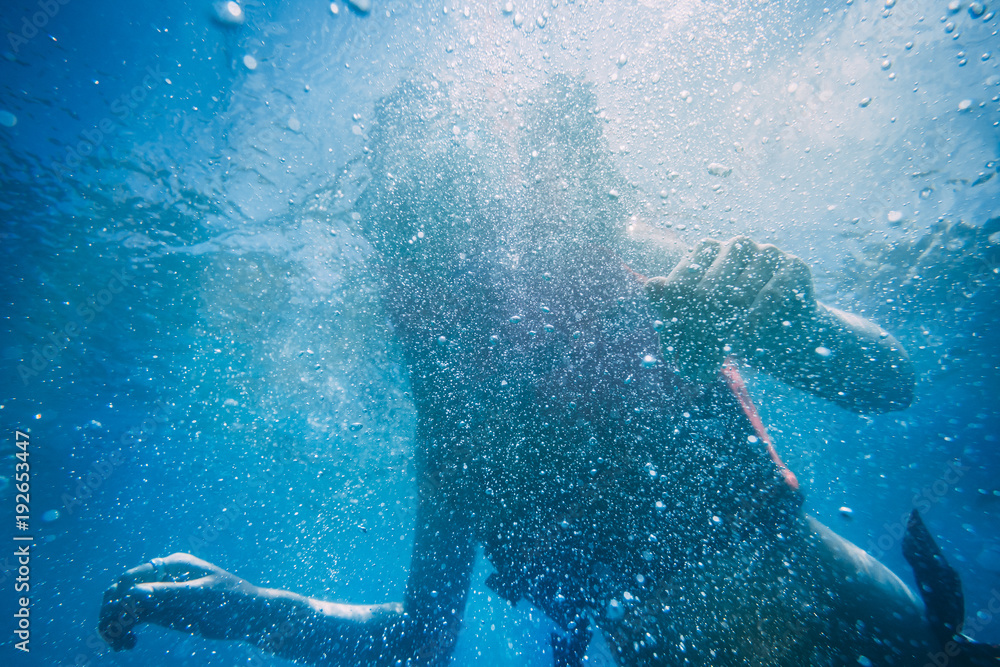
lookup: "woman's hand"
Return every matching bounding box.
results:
[645,236,815,383]
[644,235,913,412]
[98,553,257,650]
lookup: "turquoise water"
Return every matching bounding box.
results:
[0,0,998,665]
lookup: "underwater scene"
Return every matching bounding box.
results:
[1,0,999,665]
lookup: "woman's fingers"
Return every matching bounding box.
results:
[744,251,816,345]
[663,238,722,296]
[99,582,151,650]
[99,575,226,649]
[117,554,218,591]
[749,251,814,317]
[115,561,157,591]
[99,554,225,651]
[731,243,782,309]
[130,578,214,627]
[133,577,213,594]
[646,238,721,324]
[698,236,757,301]
[158,553,220,581]
[644,235,818,381]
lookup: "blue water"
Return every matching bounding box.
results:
[0,0,998,665]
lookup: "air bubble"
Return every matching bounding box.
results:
[346,0,371,12]
[214,1,245,25]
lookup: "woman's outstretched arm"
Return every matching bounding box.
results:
[98,491,476,665]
